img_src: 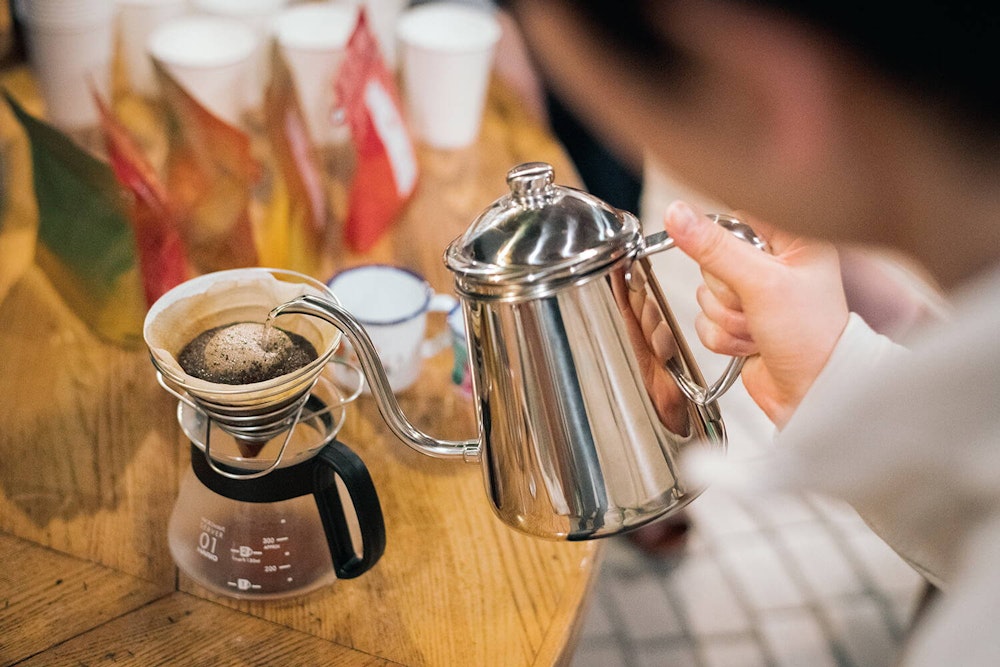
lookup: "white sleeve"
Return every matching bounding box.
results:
[771,314,954,585]
[779,312,908,440]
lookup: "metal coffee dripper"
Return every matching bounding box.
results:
[143,268,385,599]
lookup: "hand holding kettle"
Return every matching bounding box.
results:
[662,200,850,429]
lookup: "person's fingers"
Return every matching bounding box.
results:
[701,271,742,311]
[696,283,753,340]
[664,201,776,290]
[641,296,663,340]
[650,321,678,364]
[694,313,758,357]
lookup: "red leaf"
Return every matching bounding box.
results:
[93,89,189,306]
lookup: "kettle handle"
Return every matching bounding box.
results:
[313,440,386,579]
[636,213,771,406]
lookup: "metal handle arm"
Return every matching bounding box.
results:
[638,213,771,407]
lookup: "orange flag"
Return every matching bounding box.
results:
[260,47,329,275]
[155,61,261,274]
[335,9,418,252]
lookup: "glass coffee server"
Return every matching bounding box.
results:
[144,268,385,599]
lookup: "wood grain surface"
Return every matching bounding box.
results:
[14,593,397,667]
[0,533,170,665]
[0,64,599,667]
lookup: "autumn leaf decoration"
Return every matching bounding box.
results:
[92,90,189,307]
[259,46,329,275]
[154,61,261,274]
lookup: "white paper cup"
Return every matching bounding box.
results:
[14,0,116,129]
[396,2,500,149]
[14,0,114,30]
[191,0,289,111]
[327,264,456,394]
[357,0,406,68]
[116,0,188,97]
[273,3,357,146]
[148,15,257,125]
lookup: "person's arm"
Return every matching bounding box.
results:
[838,245,949,340]
[663,199,956,586]
[493,10,547,121]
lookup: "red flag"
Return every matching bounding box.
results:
[335,9,418,252]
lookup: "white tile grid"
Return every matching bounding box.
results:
[668,557,753,636]
[758,608,840,667]
[570,489,926,667]
[699,636,769,667]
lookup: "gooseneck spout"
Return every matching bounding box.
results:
[270,295,481,462]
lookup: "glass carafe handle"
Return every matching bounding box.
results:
[313,440,386,579]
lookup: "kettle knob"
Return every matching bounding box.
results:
[506,162,555,205]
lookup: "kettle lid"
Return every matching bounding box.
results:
[445,162,642,299]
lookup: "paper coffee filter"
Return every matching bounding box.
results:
[144,269,342,403]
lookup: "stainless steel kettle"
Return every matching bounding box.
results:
[274,162,767,540]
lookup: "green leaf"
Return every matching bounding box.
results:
[4,90,137,300]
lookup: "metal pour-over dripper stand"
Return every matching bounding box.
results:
[143,268,355,479]
[160,361,363,479]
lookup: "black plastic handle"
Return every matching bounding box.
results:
[313,440,386,579]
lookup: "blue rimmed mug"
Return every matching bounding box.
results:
[327,264,457,394]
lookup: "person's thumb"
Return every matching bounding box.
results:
[663,200,770,288]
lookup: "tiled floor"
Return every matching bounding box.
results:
[569,210,928,667]
[570,484,925,667]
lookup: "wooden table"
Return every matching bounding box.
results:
[0,64,600,666]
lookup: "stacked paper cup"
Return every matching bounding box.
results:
[396,3,501,150]
[14,0,117,130]
[116,0,189,98]
[272,3,358,146]
[190,0,290,111]
[359,0,407,68]
[147,15,258,126]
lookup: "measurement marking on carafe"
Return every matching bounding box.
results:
[231,546,263,557]
[262,535,289,551]
[279,564,291,570]
[228,578,262,591]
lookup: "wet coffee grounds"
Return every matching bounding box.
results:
[178,322,319,385]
